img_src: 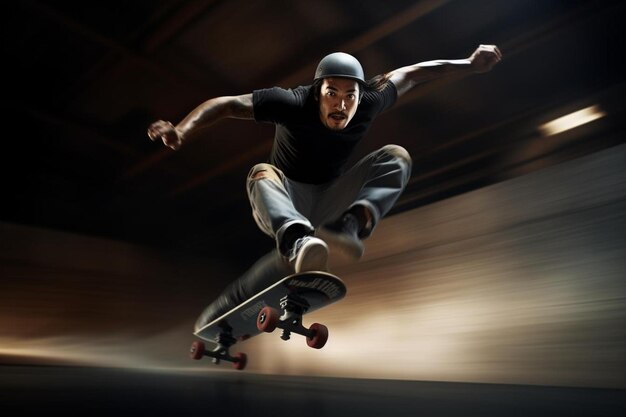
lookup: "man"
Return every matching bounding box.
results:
[148,45,501,329]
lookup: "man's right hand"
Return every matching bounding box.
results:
[147,120,183,150]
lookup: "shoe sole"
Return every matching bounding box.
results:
[295,238,329,273]
[316,227,364,260]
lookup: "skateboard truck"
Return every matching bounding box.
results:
[190,328,247,370]
[278,294,310,341]
[192,272,346,371]
[257,294,329,349]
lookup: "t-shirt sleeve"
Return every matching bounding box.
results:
[362,81,398,115]
[379,81,398,112]
[253,87,303,124]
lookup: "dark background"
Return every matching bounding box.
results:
[3,0,624,268]
[2,2,625,415]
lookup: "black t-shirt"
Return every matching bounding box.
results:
[253,82,397,184]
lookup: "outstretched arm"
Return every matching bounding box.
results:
[388,44,502,97]
[147,93,253,150]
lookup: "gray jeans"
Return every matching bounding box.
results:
[247,144,412,248]
[195,145,411,331]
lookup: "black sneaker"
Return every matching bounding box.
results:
[288,236,329,273]
[317,213,365,260]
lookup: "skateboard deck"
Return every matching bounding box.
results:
[190,271,346,370]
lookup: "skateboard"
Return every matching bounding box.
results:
[189,271,346,370]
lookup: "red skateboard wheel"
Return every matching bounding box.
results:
[257,306,280,332]
[189,340,205,360]
[306,323,328,349]
[232,352,247,370]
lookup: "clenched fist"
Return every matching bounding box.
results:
[147,120,183,150]
[469,44,502,74]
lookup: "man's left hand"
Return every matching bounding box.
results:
[469,44,502,73]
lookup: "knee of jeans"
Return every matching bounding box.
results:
[248,163,281,182]
[381,144,412,166]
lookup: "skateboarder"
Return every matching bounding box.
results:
[148,45,501,329]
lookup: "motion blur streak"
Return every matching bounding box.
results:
[539,105,606,136]
[0,330,198,372]
[244,144,626,388]
[1,145,625,388]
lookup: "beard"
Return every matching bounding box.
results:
[325,111,348,130]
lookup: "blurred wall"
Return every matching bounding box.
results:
[1,144,625,388]
[249,144,626,389]
[0,220,237,367]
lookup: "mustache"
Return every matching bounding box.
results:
[329,111,347,118]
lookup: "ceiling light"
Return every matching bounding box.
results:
[539,105,606,136]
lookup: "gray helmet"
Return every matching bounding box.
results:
[314,52,365,83]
